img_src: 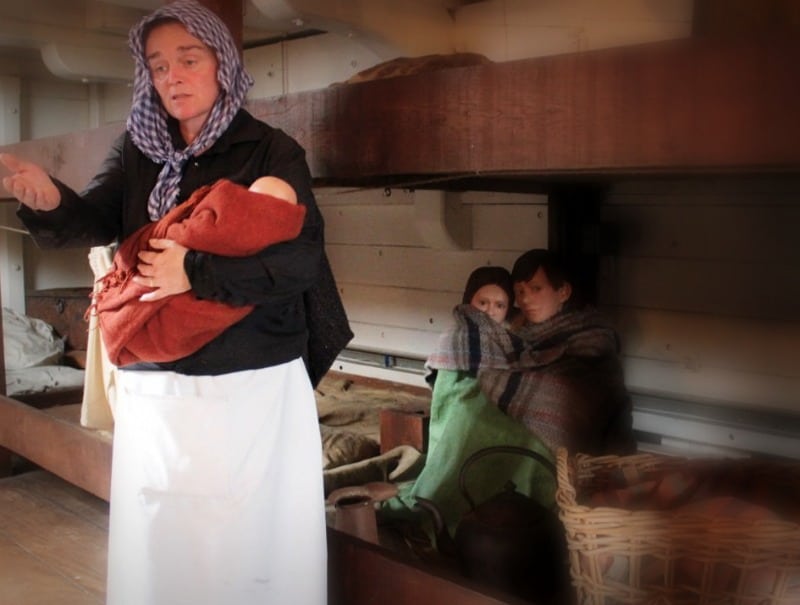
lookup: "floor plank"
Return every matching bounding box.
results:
[0,471,108,604]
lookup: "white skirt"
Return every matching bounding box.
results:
[106,359,327,605]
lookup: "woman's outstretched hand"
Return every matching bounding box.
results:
[0,153,61,211]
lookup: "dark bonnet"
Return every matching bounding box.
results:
[462,266,514,305]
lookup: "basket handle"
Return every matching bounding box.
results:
[458,445,556,511]
[555,447,578,506]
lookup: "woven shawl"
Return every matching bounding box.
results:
[426,305,635,455]
[94,179,305,366]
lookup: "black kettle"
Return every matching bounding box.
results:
[416,445,568,603]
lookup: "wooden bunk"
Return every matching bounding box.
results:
[2,35,799,605]
[2,36,797,192]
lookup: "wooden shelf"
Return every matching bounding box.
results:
[251,36,800,182]
[1,37,798,192]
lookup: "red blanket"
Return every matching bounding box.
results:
[94,178,306,366]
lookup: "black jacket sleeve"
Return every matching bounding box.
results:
[17,134,127,248]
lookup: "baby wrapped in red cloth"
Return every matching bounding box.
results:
[94,177,306,366]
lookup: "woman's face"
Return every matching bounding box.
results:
[470,284,509,324]
[513,267,571,324]
[144,21,220,144]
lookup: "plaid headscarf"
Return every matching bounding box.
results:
[126,0,254,220]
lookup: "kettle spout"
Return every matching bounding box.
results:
[414,497,457,557]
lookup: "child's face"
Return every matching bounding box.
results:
[470,284,509,323]
[513,267,571,324]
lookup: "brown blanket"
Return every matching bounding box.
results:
[94,178,306,366]
[426,305,635,455]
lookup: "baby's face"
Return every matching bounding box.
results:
[470,284,509,323]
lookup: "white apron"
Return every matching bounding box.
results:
[106,358,327,605]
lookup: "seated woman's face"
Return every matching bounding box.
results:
[513,268,571,324]
[470,284,509,324]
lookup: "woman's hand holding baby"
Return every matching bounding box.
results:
[134,238,191,302]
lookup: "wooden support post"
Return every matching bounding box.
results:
[196,0,243,53]
[0,254,9,478]
[0,268,5,400]
[547,185,606,307]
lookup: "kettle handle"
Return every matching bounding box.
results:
[458,445,557,511]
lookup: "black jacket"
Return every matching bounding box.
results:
[19,109,350,378]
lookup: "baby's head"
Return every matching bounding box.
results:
[249,176,298,205]
[462,266,513,324]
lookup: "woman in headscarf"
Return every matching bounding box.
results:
[2,2,337,603]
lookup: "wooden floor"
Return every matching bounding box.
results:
[0,386,528,605]
[0,468,524,605]
[0,470,108,605]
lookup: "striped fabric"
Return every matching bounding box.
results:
[426,304,633,454]
[126,0,254,220]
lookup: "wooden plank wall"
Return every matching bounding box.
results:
[318,186,548,373]
[600,176,800,415]
[321,176,800,429]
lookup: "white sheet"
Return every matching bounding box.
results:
[3,306,85,397]
[5,365,85,397]
[2,306,65,370]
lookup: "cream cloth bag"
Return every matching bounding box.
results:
[81,245,117,430]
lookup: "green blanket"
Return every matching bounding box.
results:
[382,369,556,537]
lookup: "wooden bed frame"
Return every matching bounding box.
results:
[2,33,799,605]
[1,36,798,194]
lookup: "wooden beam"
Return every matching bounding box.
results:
[265,36,800,182]
[0,399,112,501]
[327,527,532,605]
[693,0,800,37]
[0,263,8,477]
[0,275,5,399]
[0,297,8,480]
[1,37,799,189]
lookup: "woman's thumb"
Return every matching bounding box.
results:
[0,153,22,173]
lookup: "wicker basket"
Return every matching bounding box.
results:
[555,447,800,605]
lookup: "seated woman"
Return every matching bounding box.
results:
[426,265,514,387]
[384,249,634,537]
